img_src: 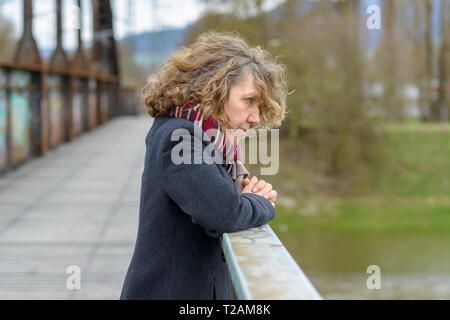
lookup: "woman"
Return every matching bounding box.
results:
[120,31,288,300]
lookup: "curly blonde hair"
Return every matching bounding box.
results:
[142,31,288,129]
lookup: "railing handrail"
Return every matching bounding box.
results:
[0,61,118,82]
[221,224,323,300]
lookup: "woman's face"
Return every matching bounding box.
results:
[223,72,262,133]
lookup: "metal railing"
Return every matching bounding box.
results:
[221,224,323,300]
[0,61,139,174]
[0,0,139,175]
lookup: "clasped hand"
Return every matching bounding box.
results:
[241,176,277,207]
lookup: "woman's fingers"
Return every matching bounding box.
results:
[256,183,272,198]
[259,188,277,206]
[252,179,266,193]
[267,190,277,202]
[241,176,258,194]
[269,191,277,208]
[242,177,277,207]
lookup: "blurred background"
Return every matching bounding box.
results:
[0,0,449,299]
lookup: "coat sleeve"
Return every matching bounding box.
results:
[158,126,275,238]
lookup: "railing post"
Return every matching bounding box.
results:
[14,0,41,66]
[7,71,32,167]
[49,0,71,144]
[71,0,89,134]
[0,68,7,172]
[88,79,98,130]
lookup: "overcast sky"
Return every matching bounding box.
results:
[0,0,208,50]
[3,0,425,53]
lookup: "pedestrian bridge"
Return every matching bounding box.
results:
[0,114,321,299]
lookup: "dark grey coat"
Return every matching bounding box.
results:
[120,114,275,300]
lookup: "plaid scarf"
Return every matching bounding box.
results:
[163,99,249,192]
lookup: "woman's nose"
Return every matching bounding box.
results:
[248,112,260,125]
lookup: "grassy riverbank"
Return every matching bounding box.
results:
[247,122,450,234]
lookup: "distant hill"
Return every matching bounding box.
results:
[120,27,188,68]
[37,27,188,68]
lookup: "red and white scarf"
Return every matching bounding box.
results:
[163,99,249,192]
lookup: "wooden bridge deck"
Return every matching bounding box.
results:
[0,115,151,299]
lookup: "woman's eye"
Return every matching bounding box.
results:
[246,97,253,104]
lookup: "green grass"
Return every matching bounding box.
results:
[252,122,450,233]
[269,196,450,234]
[374,126,450,197]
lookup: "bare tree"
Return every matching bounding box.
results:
[434,0,448,122]
[424,0,433,121]
[381,0,402,120]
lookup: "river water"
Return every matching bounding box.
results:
[277,230,450,299]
